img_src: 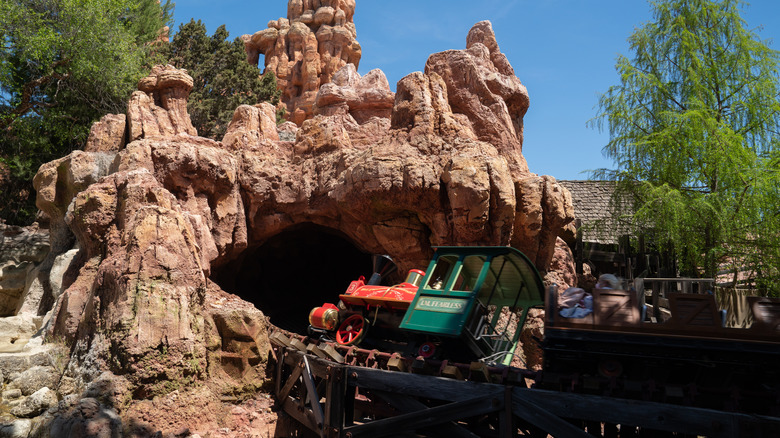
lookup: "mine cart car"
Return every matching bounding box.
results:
[541,284,780,415]
[308,246,545,365]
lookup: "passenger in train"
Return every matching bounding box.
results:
[595,273,620,290]
[558,287,593,318]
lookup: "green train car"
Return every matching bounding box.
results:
[308,246,545,365]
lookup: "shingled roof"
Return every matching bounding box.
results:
[559,180,634,245]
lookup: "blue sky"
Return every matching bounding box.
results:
[171,1,780,181]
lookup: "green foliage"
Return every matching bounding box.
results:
[0,0,173,224]
[592,0,780,294]
[165,20,281,140]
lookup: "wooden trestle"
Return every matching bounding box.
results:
[269,332,780,437]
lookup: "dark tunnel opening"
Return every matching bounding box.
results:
[211,223,375,334]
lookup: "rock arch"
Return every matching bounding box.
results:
[211,222,373,333]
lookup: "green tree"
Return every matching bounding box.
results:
[165,20,282,140]
[592,0,780,293]
[0,0,173,224]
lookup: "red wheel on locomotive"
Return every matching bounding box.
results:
[418,342,436,358]
[336,314,368,345]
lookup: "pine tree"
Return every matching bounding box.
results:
[165,20,282,140]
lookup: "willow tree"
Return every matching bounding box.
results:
[592,0,780,293]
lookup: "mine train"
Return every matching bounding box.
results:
[308,246,780,415]
[308,246,545,365]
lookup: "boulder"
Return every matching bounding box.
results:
[49,397,123,437]
[0,223,50,316]
[84,114,127,153]
[10,386,58,418]
[127,65,197,141]
[0,420,31,438]
[0,316,40,353]
[8,366,58,396]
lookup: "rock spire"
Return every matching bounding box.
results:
[243,0,362,125]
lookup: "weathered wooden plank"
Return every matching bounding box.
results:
[510,389,591,438]
[347,366,503,402]
[372,390,482,438]
[387,356,406,372]
[513,388,777,437]
[302,356,325,428]
[441,364,463,380]
[269,332,293,348]
[307,343,329,359]
[277,359,304,402]
[320,343,345,363]
[468,361,490,382]
[343,392,502,438]
[290,338,309,352]
[281,395,320,435]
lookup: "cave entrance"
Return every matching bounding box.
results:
[212,223,374,334]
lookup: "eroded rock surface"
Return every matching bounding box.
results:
[243,0,362,125]
[127,64,198,141]
[6,10,575,435]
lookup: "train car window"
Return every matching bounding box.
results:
[425,255,457,289]
[451,255,485,292]
[477,255,526,307]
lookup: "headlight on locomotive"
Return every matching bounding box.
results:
[309,303,339,331]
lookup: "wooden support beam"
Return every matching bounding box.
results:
[281,395,321,435]
[510,388,591,438]
[372,390,481,438]
[275,350,285,396]
[347,366,503,402]
[512,387,772,437]
[277,359,304,402]
[302,356,325,428]
[343,392,503,438]
[344,385,356,427]
[324,367,344,437]
[499,386,514,438]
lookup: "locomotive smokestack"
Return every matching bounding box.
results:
[368,254,397,285]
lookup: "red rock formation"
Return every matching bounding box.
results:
[242,0,362,125]
[426,21,530,175]
[127,65,198,141]
[26,14,574,435]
